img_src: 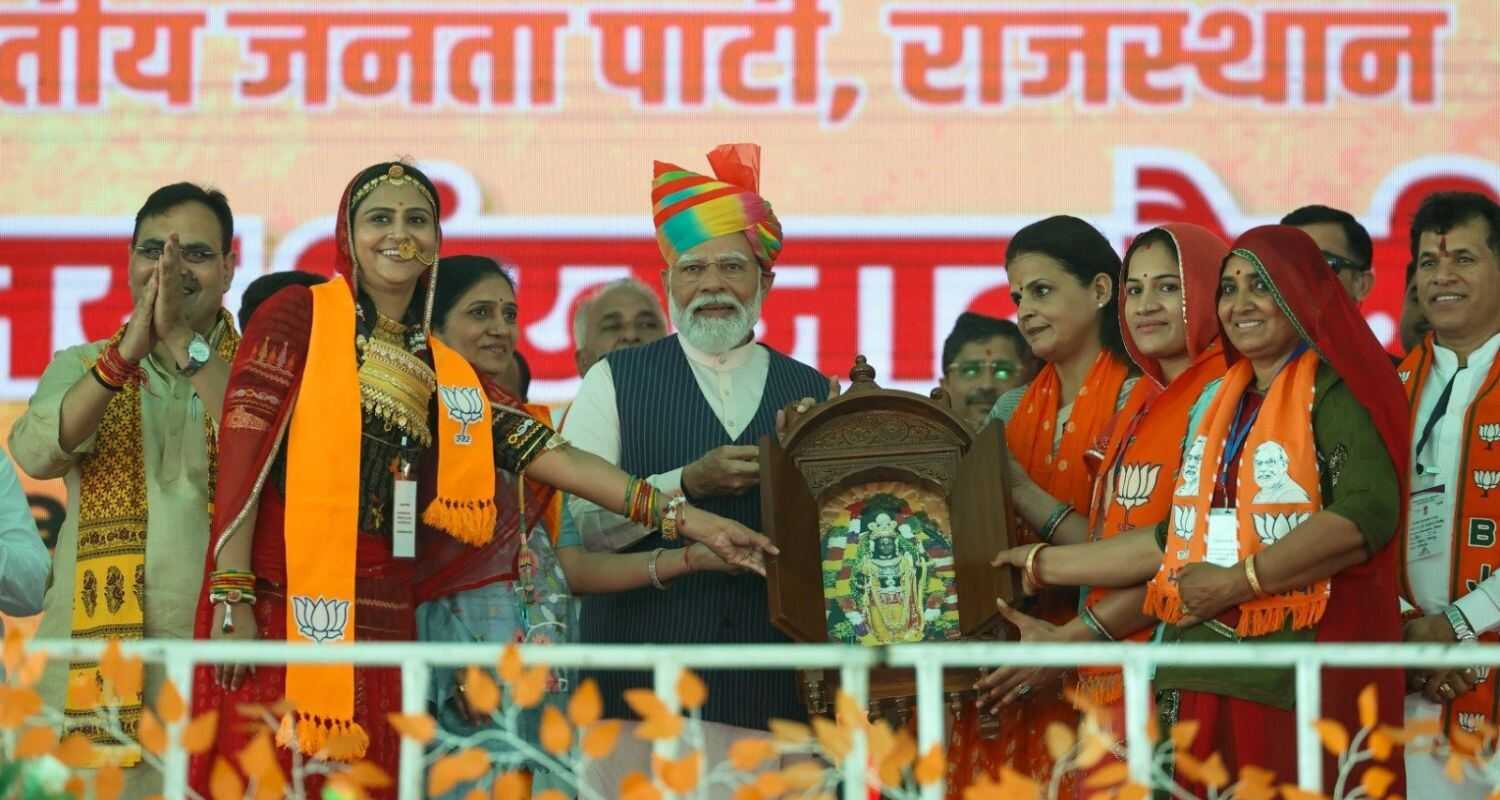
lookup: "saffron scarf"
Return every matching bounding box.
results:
[1078,223,1231,702]
[279,278,495,758]
[68,313,239,766]
[1148,349,1328,636]
[652,142,783,269]
[1399,336,1500,734]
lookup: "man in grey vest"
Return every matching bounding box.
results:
[562,144,831,795]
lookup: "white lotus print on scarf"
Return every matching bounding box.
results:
[1113,463,1162,526]
[292,595,351,644]
[439,385,485,445]
[1172,504,1196,541]
[1252,512,1312,546]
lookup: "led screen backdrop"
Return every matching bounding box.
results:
[2,0,1497,534]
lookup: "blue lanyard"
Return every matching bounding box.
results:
[1215,343,1308,495]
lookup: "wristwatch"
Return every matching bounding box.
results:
[178,333,212,377]
[1444,604,1478,643]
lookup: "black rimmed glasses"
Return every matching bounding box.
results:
[1322,251,1366,274]
[132,242,221,264]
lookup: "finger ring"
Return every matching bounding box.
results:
[1017,684,1032,697]
[1441,684,1455,698]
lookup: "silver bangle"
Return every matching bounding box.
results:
[1445,604,1478,642]
[648,548,668,590]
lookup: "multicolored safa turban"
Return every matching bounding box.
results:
[652,143,783,270]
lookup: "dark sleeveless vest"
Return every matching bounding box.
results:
[580,335,827,729]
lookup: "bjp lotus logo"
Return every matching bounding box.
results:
[1398,370,1411,383]
[1480,424,1500,450]
[1476,470,1500,498]
[1113,463,1161,526]
[439,385,485,445]
[1252,512,1312,545]
[1171,504,1196,541]
[292,596,350,644]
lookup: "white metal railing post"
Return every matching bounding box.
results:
[652,659,681,765]
[1295,655,1323,792]
[1121,653,1153,786]
[915,655,945,800]
[161,651,194,799]
[398,657,431,800]
[839,661,870,800]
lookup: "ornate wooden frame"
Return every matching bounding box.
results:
[759,357,1020,718]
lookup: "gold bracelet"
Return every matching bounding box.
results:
[1024,543,1050,591]
[1244,554,1267,598]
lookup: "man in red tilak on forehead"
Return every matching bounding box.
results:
[562,144,836,798]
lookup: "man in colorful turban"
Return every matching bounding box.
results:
[563,144,832,798]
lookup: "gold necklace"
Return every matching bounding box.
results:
[357,315,434,447]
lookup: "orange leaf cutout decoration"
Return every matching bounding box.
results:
[1115,784,1150,800]
[569,679,602,727]
[1075,731,1112,769]
[64,778,86,798]
[1361,765,1396,799]
[0,686,42,728]
[1369,728,1395,761]
[181,710,220,755]
[620,770,663,800]
[1452,727,1482,755]
[835,690,867,730]
[729,737,776,771]
[769,718,813,745]
[342,761,392,788]
[1200,753,1229,790]
[879,729,918,787]
[66,672,100,712]
[540,705,572,756]
[535,791,568,800]
[1278,787,1327,800]
[237,730,282,785]
[95,765,124,800]
[138,709,168,757]
[781,760,826,790]
[995,766,1041,798]
[56,733,97,768]
[1,627,22,674]
[156,679,186,724]
[1083,762,1129,789]
[677,669,708,711]
[653,750,702,793]
[1445,753,1466,783]
[428,748,491,797]
[624,688,672,720]
[1044,721,1076,760]
[13,650,45,690]
[635,713,684,741]
[1404,716,1442,739]
[491,770,529,800]
[513,666,549,709]
[464,667,501,715]
[813,717,852,761]
[582,720,622,760]
[16,725,58,758]
[386,712,437,744]
[753,771,789,796]
[1314,719,1350,756]
[1358,683,1378,730]
[209,756,245,800]
[98,639,125,697]
[1170,719,1200,751]
[498,644,522,685]
[733,788,765,800]
[914,743,945,785]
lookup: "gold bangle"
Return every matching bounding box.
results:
[1024,543,1050,590]
[1244,554,1267,598]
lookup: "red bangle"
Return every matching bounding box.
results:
[94,340,141,388]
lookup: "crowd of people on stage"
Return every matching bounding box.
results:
[3,143,1499,799]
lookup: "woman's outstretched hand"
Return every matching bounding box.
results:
[677,505,779,575]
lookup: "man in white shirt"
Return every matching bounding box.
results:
[0,451,48,636]
[563,144,831,798]
[572,277,667,378]
[1397,191,1500,798]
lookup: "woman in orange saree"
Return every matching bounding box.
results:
[949,215,1136,792]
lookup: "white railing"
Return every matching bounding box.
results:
[27,639,1500,799]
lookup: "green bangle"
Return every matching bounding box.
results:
[1039,502,1073,542]
[1079,605,1115,641]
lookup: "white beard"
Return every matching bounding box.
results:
[668,275,763,355]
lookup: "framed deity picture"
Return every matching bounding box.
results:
[760,357,1019,713]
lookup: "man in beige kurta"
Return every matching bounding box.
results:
[8,183,239,798]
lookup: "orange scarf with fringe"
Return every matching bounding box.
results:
[1148,349,1327,636]
[280,278,496,759]
[1077,343,1227,703]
